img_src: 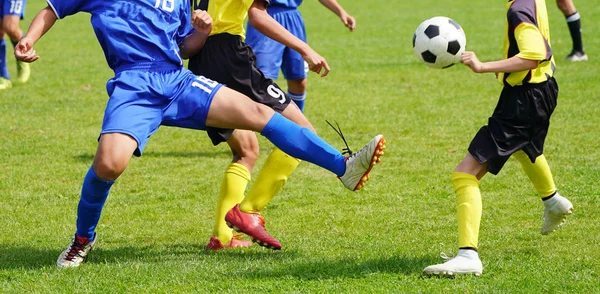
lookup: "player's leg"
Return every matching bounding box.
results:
[512,151,573,235]
[281,9,308,112]
[423,153,485,277]
[57,133,137,268]
[557,0,586,61]
[205,85,385,190]
[0,15,10,89]
[58,72,164,267]
[206,129,256,250]
[3,0,29,82]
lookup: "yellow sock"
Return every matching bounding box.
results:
[452,172,482,250]
[239,148,300,213]
[213,163,250,244]
[513,151,556,198]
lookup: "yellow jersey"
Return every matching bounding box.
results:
[194,0,269,39]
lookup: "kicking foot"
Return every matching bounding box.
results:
[339,135,386,191]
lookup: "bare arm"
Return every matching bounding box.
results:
[180,10,212,59]
[461,51,539,74]
[318,0,355,31]
[15,6,58,62]
[248,0,330,76]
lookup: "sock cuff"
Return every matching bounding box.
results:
[88,166,115,186]
[226,163,251,182]
[566,12,580,22]
[260,113,284,137]
[287,91,306,101]
[451,171,478,191]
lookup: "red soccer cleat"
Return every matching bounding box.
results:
[225,204,281,250]
[205,234,253,251]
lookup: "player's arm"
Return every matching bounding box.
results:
[460,52,538,74]
[248,0,330,77]
[318,0,356,31]
[461,22,547,74]
[180,10,212,59]
[15,6,58,63]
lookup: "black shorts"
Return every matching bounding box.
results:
[468,77,558,175]
[188,33,291,145]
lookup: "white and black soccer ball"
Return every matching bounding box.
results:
[413,16,467,69]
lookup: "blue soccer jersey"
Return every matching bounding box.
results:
[269,0,303,8]
[46,0,193,71]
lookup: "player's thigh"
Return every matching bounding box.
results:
[103,73,164,157]
[205,86,275,132]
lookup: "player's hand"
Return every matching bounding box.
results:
[340,13,356,31]
[460,51,484,73]
[191,10,213,35]
[14,37,39,63]
[302,48,330,77]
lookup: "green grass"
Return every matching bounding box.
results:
[1,0,599,292]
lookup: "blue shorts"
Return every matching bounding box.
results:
[246,6,308,81]
[0,0,26,18]
[103,63,223,156]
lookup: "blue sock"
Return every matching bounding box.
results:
[76,166,115,240]
[287,91,306,112]
[261,113,346,176]
[0,39,9,79]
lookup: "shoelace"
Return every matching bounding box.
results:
[325,120,353,156]
[440,252,454,261]
[66,240,87,260]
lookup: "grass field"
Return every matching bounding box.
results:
[1,0,599,292]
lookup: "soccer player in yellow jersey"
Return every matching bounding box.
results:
[423,0,573,277]
[188,0,381,251]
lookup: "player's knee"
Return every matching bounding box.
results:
[93,158,127,181]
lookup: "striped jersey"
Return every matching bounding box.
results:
[500,0,555,87]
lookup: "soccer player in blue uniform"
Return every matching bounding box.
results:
[245,0,355,112]
[0,0,30,90]
[423,0,573,277]
[15,0,386,267]
[556,0,586,61]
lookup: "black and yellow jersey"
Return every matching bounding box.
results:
[500,0,555,87]
[193,0,269,39]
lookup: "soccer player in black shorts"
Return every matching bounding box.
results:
[423,0,573,277]
[188,0,383,251]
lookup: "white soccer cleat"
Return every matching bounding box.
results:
[423,251,483,278]
[339,135,386,191]
[541,193,573,235]
[564,51,588,62]
[57,235,96,268]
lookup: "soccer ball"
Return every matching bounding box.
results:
[412,16,467,69]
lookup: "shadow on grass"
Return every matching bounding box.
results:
[231,255,438,278]
[0,242,300,270]
[0,242,437,278]
[73,150,230,162]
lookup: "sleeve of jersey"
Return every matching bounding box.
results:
[175,1,194,44]
[46,0,86,19]
[514,23,551,61]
